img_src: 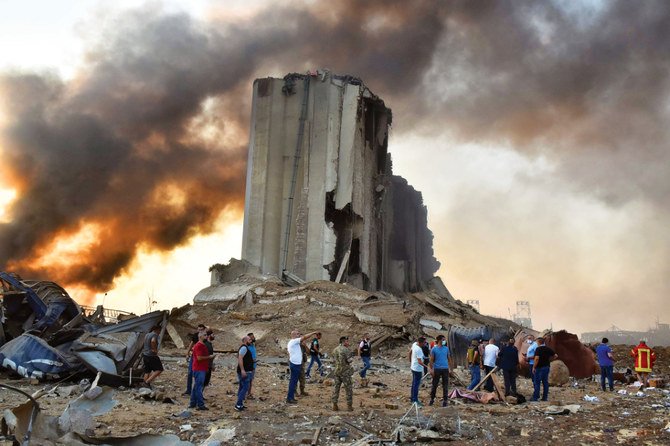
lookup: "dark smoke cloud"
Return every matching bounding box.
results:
[1,0,669,297]
[0,0,447,292]
[414,0,670,208]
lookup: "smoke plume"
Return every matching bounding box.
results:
[1,0,669,315]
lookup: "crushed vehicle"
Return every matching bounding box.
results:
[0,272,168,386]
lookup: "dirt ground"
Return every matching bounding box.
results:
[1,343,669,445]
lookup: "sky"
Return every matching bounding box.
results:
[0,0,668,335]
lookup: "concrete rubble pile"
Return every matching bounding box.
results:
[169,258,522,363]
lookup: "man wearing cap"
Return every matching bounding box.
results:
[531,337,558,401]
[409,336,428,406]
[332,336,354,411]
[286,329,319,404]
[466,339,482,390]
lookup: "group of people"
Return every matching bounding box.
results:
[283,331,373,411]
[466,335,558,401]
[409,335,452,407]
[139,326,659,412]
[596,337,657,391]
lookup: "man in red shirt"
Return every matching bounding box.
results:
[190,332,216,410]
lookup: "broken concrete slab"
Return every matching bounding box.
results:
[200,427,236,445]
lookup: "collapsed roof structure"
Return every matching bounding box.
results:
[242,71,440,294]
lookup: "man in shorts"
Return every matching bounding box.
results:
[142,325,163,387]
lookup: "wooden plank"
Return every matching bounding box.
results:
[335,250,351,283]
[472,366,498,392]
[165,322,185,349]
[490,373,508,404]
[413,293,457,317]
[311,426,322,446]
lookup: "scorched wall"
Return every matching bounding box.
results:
[242,71,439,293]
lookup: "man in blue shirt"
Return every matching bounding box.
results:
[246,333,257,400]
[429,335,451,407]
[596,337,614,391]
[524,335,538,378]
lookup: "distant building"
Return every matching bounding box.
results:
[512,300,532,328]
[242,71,441,294]
[581,322,670,346]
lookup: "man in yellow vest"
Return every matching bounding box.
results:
[631,339,657,387]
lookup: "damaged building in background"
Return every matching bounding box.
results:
[242,71,441,294]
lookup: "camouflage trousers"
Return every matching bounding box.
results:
[299,362,306,394]
[332,373,353,405]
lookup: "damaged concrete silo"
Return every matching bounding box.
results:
[242,71,440,294]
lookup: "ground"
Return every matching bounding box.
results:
[0,345,669,445]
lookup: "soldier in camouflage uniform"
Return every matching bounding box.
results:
[332,336,354,411]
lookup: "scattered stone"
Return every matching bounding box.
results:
[385,402,399,410]
[202,427,237,445]
[548,360,570,386]
[327,416,341,425]
[58,385,82,397]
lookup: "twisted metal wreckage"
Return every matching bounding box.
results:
[0,272,168,386]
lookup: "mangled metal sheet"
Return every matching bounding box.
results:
[0,271,169,384]
[447,325,513,368]
[0,334,82,380]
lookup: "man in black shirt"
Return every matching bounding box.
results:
[358,333,372,386]
[203,330,215,391]
[305,332,324,378]
[531,337,558,401]
[235,336,254,411]
[498,338,519,396]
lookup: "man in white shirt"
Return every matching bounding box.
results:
[482,338,500,392]
[286,329,319,404]
[409,336,428,405]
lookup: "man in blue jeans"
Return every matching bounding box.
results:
[286,329,320,404]
[531,337,558,401]
[429,335,451,406]
[524,335,538,379]
[466,339,481,390]
[235,336,254,411]
[409,336,428,406]
[305,332,324,378]
[358,333,372,385]
[596,337,614,391]
[184,324,206,395]
[190,332,215,410]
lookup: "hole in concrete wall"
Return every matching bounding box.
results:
[324,192,365,285]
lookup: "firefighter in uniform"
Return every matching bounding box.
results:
[631,339,657,387]
[332,336,354,411]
